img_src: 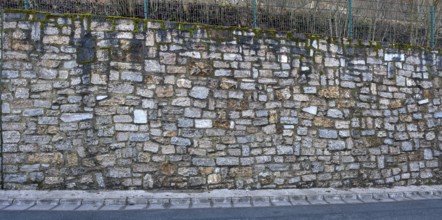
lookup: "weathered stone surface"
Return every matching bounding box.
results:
[318,87,340,99]
[192,158,216,166]
[195,119,212,128]
[207,174,221,184]
[319,129,338,139]
[190,87,209,99]
[302,106,317,115]
[171,137,192,146]
[327,109,344,118]
[155,86,174,97]
[145,60,162,72]
[133,109,147,124]
[177,79,192,88]
[328,140,346,150]
[1,13,441,191]
[216,157,240,166]
[3,131,21,143]
[401,141,414,152]
[277,146,293,155]
[143,174,154,189]
[60,113,93,122]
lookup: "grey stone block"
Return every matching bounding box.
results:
[60,113,93,122]
[171,137,192,146]
[189,87,209,99]
[216,157,240,166]
[4,199,35,210]
[327,109,344,118]
[192,158,216,166]
[270,196,292,206]
[357,194,378,203]
[403,191,427,200]
[328,140,346,150]
[212,198,232,208]
[323,195,345,204]
[125,198,148,210]
[76,199,104,211]
[52,199,82,211]
[251,196,271,207]
[319,129,338,139]
[169,198,191,209]
[417,191,441,199]
[372,193,395,202]
[306,195,327,205]
[341,194,363,204]
[29,199,60,210]
[232,197,252,208]
[276,145,293,155]
[191,198,212,209]
[388,192,410,201]
[148,198,171,210]
[289,195,309,206]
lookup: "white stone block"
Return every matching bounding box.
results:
[195,119,212,128]
[302,106,318,115]
[134,109,147,124]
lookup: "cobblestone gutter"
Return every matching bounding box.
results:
[1,9,441,190]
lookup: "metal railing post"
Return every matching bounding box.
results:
[348,0,353,39]
[144,0,148,19]
[253,0,257,28]
[24,0,29,10]
[0,9,4,190]
[430,5,435,48]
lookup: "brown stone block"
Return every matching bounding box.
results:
[313,117,334,127]
[227,100,249,110]
[28,152,63,165]
[389,100,403,109]
[161,162,177,176]
[188,60,212,76]
[220,78,237,90]
[132,163,158,172]
[214,120,230,129]
[155,85,174,97]
[318,86,340,99]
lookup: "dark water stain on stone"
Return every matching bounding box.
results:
[77,33,96,87]
[77,32,96,64]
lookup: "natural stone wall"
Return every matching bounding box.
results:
[1,10,442,190]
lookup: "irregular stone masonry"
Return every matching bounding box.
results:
[0,11,441,190]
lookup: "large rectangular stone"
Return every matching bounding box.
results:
[319,129,338,139]
[192,158,216,166]
[216,157,239,166]
[60,113,93,122]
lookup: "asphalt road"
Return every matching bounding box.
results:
[0,199,441,220]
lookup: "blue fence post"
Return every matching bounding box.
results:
[253,0,257,28]
[348,0,353,39]
[24,0,29,10]
[144,0,148,19]
[430,5,435,48]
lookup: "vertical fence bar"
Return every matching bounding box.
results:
[24,0,29,10]
[253,0,257,28]
[430,5,435,48]
[144,0,148,19]
[347,0,353,39]
[0,9,4,190]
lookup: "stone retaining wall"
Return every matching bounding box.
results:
[1,10,441,190]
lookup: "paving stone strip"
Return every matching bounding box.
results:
[0,186,441,211]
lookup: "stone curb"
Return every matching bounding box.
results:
[0,186,441,211]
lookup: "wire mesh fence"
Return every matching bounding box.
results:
[1,0,441,48]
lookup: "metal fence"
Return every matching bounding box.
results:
[1,0,441,48]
